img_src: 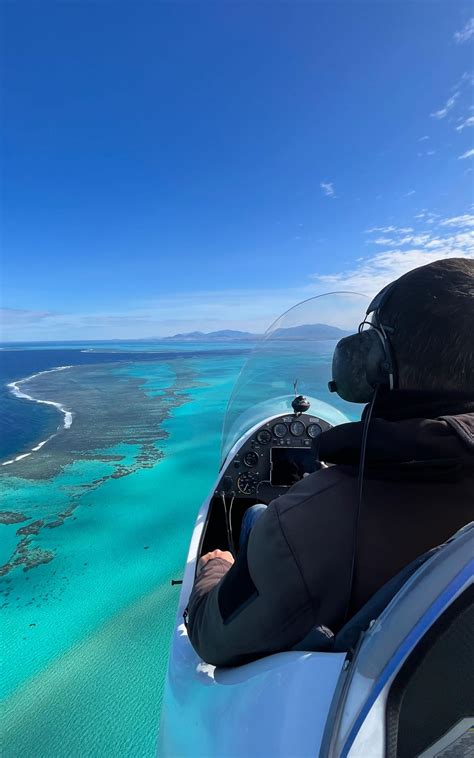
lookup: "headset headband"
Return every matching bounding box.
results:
[366,280,398,317]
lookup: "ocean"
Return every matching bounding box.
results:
[0,340,356,757]
[0,342,251,757]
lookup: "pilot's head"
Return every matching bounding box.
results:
[331,258,474,403]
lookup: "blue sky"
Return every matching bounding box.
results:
[2,1,473,340]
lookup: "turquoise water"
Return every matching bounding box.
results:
[2,340,255,353]
[1,353,242,756]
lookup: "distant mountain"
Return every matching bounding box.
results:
[164,329,258,342]
[165,331,206,340]
[270,323,350,340]
[163,324,349,341]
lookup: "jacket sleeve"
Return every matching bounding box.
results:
[187,557,233,623]
[186,503,315,667]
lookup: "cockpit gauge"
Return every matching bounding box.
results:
[256,429,272,445]
[307,423,322,439]
[289,420,305,436]
[243,451,259,468]
[237,471,259,495]
[273,423,288,438]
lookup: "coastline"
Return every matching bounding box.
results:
[2,366,74,466]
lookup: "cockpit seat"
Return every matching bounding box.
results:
[334,547,438,653]
[295,523,473,654]
[293,548,438,654]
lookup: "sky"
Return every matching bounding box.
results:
[1,1,474,341]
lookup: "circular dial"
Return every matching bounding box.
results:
[290,420,305,436]
[256,429,272,445]
[273,422,288,438]
[243,451,259,468]
[307,423,322,439]
[237,471,259,495]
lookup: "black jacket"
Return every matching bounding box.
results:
[187,404,474,667]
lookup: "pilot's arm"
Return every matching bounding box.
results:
[186,502,315,668]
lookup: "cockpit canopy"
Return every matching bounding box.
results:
[221,292,370,462]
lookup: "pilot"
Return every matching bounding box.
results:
[187,258,474,667]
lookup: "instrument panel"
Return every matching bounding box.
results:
[217,412,331,500]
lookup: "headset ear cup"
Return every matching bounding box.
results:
[331,333,374,403]
[331,331,386,403]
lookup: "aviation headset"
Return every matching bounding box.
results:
[329,280,399,403]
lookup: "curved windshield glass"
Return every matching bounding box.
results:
[221,292,370,462]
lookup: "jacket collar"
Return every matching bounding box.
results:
[365,389,474,422]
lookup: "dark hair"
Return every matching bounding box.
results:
[380,258,474,393]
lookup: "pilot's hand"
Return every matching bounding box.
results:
[197,550,234,575]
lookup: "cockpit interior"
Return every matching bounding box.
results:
[199,411,332,558]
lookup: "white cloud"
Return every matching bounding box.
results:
[456,115,474,131]
[418,135,429,142]
[0,308,52,330]
[454,71,474,89]
[458,148,474,159]
[309,216,474,306]
[404,190,416,197]
[366,226,414,234]
[371,233,431,247]
[326,213,473,295]
[366,226,395,233]
[316,250,473,296]
[454,17,474,44]
[430,92,460,119]
[440,214,474,228]
[409,234,432,245]
[415,208,439,224]
[320,181,335,197]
